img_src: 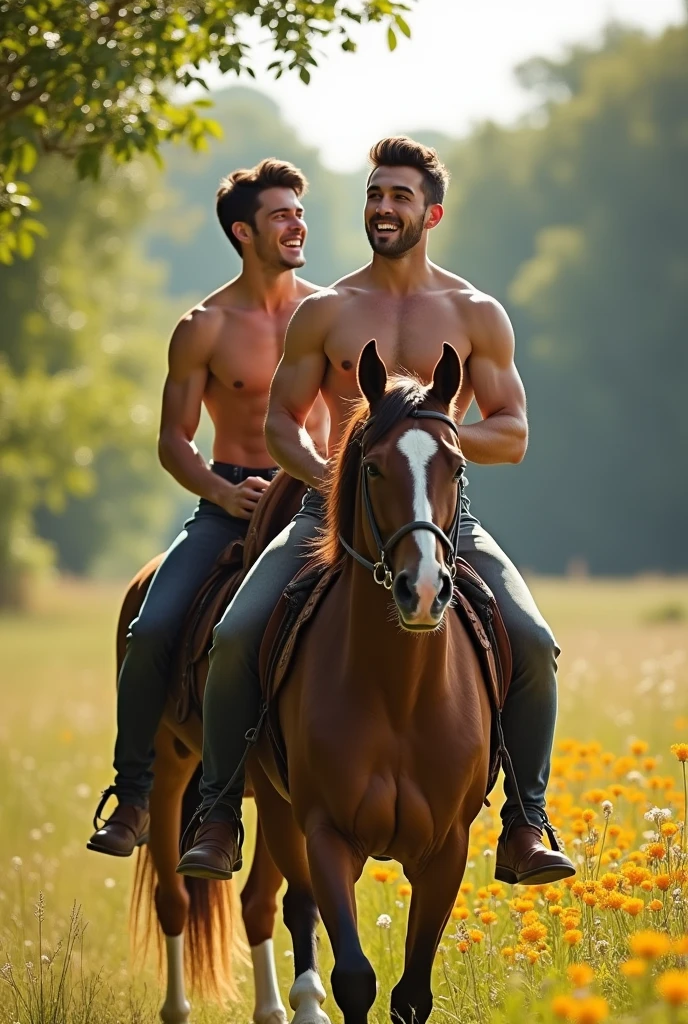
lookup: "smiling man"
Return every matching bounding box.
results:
[178,137,574,888]
[87,158,326,857]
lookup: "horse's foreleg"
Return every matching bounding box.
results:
[148,727,198,1024]
[241,816,289,1024]
[250,759,329,1024]
[391,830,469,1024]
[306,824,375,1024]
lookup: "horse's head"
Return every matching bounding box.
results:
[343,340,466,631]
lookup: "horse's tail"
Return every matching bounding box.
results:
[130,762,247,1002]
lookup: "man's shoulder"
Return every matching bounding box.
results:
[433,267,509,329]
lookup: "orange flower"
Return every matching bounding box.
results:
[511,898,535,914]
[673,936,688,955]
[661,822,679,838]
[460,881,473,894]
[545,887,563,903]
[567,964,594,988]
[451,906,469,920]
[620,959,646,978]
[646,842,666,862]
[398,883,412,898]
[468,929,484,944]
[564,929,583,946]
[552,995,575,1020]
[656,969,688,1005]
[622,898,645,917]
[501,946,515,959]
[549,905,563,917]
[599,873,620,892]
[670,743,688,763]
[371,867,392,883]
[582,809,596,823]
[487,882,504,898]
[521,922,548,944]
[630,740,649,756]
[630,930,671,959]
[570,996,609,1024]
[604,891,626,911]
[480,910,498,926]
[456,939,470,953]
[648,899,664,912]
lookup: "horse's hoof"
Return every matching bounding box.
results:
[160,999,191,1024]
[254,1010,289,1024]
[291,1009,331,1024]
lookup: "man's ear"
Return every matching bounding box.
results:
[357,340,387,409]
[232,221,252,247]
[424,203,444,230]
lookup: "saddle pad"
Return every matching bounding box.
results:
[258,558,512,796]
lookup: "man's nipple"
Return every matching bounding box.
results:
[233,380,244,389]
[341,360,353,371]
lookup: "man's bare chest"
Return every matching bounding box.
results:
[208,310,293,395]
[325,301,472,383]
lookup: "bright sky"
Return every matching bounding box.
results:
[203,0,684,171]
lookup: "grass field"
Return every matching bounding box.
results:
[1,575,687,1023]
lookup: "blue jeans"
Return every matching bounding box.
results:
[199,487,559,828]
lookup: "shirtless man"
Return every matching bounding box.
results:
[178,137,575,886]
[88,158,326,857]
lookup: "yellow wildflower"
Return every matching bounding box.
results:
[451,906,469,920]
[398,883,412,898]
[521,922,548,944]
[648,899,664,912]
[570,996,609,1024]
[552,995,575,1020]
[647,842,666,862]
[630,930,671,959]
[480,910,498,926]
[630,739,649,756]
[564,929,583,946]
[622,898,645,917]
[567,964,594,988]
[468,928,483,944]
[620,959,646,978]
[670,743,688,763]
[656,969,688,1005]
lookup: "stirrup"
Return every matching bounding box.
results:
[92,785,117,830]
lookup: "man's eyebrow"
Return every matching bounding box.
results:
[267,206,304,216]
[366,184,415,196]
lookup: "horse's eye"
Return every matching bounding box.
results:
[453,466,465,482]
[365,463,381,479]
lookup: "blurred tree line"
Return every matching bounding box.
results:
[1,17,686,603]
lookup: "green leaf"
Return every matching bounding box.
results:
[387,25,397,51]
[299,66,311,85]
[395,14,411,38]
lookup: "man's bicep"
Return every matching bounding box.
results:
[160,314,213,439]
[469,298,526,419]
[268,298,330,426]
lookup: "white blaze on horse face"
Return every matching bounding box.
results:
[397,428,441,599]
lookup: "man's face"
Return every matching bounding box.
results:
[364,166,431,258]
[250,187,307,269]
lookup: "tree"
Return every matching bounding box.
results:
[0,0,414,262]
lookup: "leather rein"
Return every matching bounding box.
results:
[338,409,463,590]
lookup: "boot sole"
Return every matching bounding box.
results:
[175,858,241,881]
[495,863,576,886]
[86,833,149,858]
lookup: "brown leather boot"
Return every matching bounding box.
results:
[495,821,575,885]
[87,789,149,857]
[176,818,244,881]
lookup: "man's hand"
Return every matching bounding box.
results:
[216,476,272,520]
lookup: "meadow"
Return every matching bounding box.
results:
[1,575,687,1024]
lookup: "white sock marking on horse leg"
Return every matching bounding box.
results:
[289,969,331,1024]
[397,429,440,590]
[159,933,191,1024]
[251,940,289,1024]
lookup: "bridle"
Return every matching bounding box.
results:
[338,408,463,590]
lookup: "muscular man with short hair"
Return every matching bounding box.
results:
[88,158,326,857]
[178,138,574,886]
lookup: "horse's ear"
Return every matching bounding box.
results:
[357,340,387,409]
[429,343,462,408]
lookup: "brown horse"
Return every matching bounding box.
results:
[120,473,306,1024]
[248,341,492,1024]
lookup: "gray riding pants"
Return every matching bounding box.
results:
[199,488,559,828]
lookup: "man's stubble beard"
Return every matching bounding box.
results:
[254,233,305,272]
[365,212,426,259]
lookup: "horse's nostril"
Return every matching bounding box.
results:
[436,570,453,609]
[393,570,417,611]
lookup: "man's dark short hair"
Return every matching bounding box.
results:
[368,136,450,206]
[216,158,308,256]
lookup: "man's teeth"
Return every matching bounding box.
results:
[376,223,399,232]
[283,239,302,247]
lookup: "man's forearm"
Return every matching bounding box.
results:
[265,411,328,489]
[158,434,231,504]
[457,413,528,465]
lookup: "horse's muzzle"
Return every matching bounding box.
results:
[392,567,454,630]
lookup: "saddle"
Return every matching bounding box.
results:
[170,472,307,724]
[258,556,512,800]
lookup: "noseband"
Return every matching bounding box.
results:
[338,409,462,589]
